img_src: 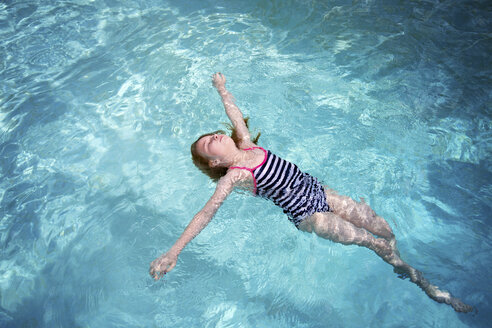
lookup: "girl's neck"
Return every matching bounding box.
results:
[225,147,258,168]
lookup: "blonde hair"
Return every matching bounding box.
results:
[190,118,260,182]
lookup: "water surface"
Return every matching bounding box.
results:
[0,0,490,327]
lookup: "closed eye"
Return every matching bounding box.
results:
[206,136,213,149]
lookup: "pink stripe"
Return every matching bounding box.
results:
[229,147,267,194]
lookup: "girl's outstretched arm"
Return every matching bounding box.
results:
[212,72,255,149]
[149,170,244,281]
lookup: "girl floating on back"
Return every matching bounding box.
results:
[149,73,473,313]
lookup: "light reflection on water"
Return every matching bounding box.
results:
[0,0,490,327]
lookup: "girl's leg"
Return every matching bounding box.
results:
[384,252,473,313]
[298,212,392,259]
[299,212,473,313]
[324,187,395,240]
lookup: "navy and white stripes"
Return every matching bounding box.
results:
[252,150,330,227]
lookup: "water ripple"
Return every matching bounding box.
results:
[0,0,490,327]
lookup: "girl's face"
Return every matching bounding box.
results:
[195,133,235,164]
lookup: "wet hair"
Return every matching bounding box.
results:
[190,118,260,182]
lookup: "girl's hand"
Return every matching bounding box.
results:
[212,72,226,90]
[149,252,177,281]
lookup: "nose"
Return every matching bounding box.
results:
[213,134,218,140]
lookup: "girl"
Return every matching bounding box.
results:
[149,73,473,313]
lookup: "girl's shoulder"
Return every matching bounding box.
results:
[221,166,256,189]
[224,166,251,181]
[221,169,255,194]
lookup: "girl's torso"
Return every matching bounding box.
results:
[229,147,330,227]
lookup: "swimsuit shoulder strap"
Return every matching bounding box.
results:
[228,146,267,195]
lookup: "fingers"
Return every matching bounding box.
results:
[149,260,175,281]
[154,271,166,281]
[212,72,226,84]
[150,266,167,281]
[149,260,162,280]
[149,253,177,281]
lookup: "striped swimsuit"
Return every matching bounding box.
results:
[230,147,330,227]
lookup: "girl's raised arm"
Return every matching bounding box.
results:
[212,73,254,148]
[149,170,242,280]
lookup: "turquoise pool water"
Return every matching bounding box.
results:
[1,0,490,326]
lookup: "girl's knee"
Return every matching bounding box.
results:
[356,201,376,219]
